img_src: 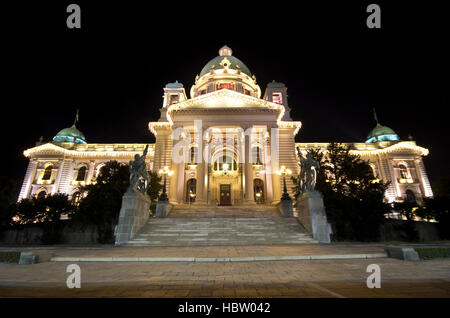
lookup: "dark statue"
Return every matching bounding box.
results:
[296,147,320,193]
[129,145,149,195]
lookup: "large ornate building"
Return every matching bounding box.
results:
[18,46,433,207]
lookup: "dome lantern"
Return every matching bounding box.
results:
[219,45,232,56]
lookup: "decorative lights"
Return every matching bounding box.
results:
[277,165,292,200]
[158,166,173,202]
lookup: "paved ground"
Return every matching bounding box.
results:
[0,244,449,298]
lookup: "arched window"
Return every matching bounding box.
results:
[42,165,53,180]
[76,166,87,181]
[405,189,416,203]
[186,179,196,203]
[72,191,82,205]
[37,190,46,199]
[214,155,236,171]
[254,179,265,204]
[189,147,198,164]
[399,164,409,179]
[251,147,263,165]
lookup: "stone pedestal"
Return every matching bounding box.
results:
[279,197,294,217]
[115,191,151,245]
[156,200,173,218]
[296,190,331,243]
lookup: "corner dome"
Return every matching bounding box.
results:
[365,123,400,143]
[199,46,252,78]
[53,124,87,144]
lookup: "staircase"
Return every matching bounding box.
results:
[126,208,317,246]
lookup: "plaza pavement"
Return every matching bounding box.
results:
[0,243,449,298]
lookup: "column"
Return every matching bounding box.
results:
[271,126,282,203]
[244,128,255,204]
[264,131,274,203]
[86,161,96,184]
[195,138,206,203]
[176,162,185,203]
[18,159,37,200]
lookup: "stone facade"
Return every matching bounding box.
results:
[19,46,433,210]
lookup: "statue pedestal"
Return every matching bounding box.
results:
[278,197,294,217]
[296,190,331,243]
[115,191,151,245]
[156,200,173,218]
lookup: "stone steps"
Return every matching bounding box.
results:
[126,217,317,246]
[168,204,281,218]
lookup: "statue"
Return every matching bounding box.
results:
[297,147,319,193]
[129,145,149,195]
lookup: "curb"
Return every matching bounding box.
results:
[50,253,388,262]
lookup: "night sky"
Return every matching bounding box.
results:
[2,1,448,188]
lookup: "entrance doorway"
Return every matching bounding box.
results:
[186,179,196,203]
[219,184,231,206]
[253,179,265,204]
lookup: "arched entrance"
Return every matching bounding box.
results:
[186,178,196,203]
[253,179,264,204]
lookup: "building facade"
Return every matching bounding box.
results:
[18,46,433,206]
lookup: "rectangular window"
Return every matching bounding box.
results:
[169,95,179,104]
[272,93,282,104]
[244,89,251,95]
[219,83,234,90]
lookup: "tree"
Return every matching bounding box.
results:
[293,143,390,241]
[14,193,74,244]
[0,176,20,234]
[392,201,420,241]
[146,171,162,214]
[74,161,130,243]
[416,177,450,239]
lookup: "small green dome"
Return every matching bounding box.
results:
[53,124,87,144]
[165,80,183,88]
[199,46,252,78]
[365,123,400,143]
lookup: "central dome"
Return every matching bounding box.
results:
[53,124,87,144]
[199,45,252,78]
[365,123,400,143]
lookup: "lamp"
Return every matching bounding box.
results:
[277,165,292,200]
[158,166,173,201]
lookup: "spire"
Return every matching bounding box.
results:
[73,109,79,126]
[373,107,379,124]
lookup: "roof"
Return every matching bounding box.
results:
[199,46,252,78]
[53,124,87,144]
[165,80,183,88]
[365,123,400,143]
[267,80,286,88]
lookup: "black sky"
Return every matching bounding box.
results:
[2,1,449,187]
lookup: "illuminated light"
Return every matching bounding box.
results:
[278,121,302,135]
[276,166,292,176]
[399,178,414,184]
[24,143,154,159]
[70,180,86,186]
[187,164,197,170]
[159,166,173,176]
[295,141,429,157]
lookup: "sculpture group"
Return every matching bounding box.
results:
[129,144,149,195]
[296,147,320,193]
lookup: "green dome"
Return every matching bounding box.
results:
[365,123,400,143]
[53,124,87,144]
[199,46,252,78]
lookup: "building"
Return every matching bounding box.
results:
[18,46,433,207]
